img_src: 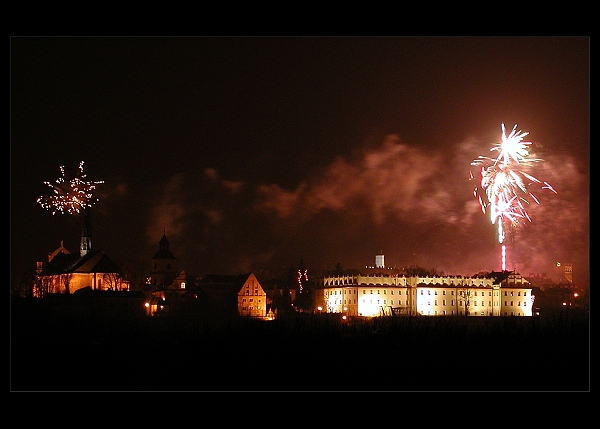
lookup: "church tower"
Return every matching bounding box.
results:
[80,209,93,257]
[375,250,385,269]
[150,230,178,289]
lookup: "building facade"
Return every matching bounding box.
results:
[34,242,128,297]
[316,257,533,317]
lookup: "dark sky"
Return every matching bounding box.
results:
[11,36,589,286]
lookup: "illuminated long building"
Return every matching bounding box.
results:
[316,254,534,317]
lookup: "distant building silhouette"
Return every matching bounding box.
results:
[197,273,267,318]
[148,230,178,291]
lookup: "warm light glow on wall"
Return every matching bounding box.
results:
[360,301,382,317]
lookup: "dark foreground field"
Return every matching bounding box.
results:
[11,303,589,392]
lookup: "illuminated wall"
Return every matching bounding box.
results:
[34,272,129,297]
[499,288,534,316]
[319,272,532,317]
[237,273,267,318]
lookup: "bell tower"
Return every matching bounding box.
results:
[150,229,178,289]
[80,209,93,257]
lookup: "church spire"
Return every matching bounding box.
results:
[80,208,93,257]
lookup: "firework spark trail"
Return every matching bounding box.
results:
[470,124,557,270]
[37,161,104,215]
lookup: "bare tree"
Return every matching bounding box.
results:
[121,259,147,291]
[33,275,52,298]
[12,272,34,298]
[102,272,123,291]
[458,287,473,316]
[58,273,73,294]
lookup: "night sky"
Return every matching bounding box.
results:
[10,37,590,287]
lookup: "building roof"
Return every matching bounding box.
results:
[198,273,256,290]
[152,232,176,260]
[39,249,120,276]
[486,269,527,285]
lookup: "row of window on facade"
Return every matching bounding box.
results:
[325,289,527,297]
[330,299,528,307]
[422,311,527,316]
[241,298,262,303]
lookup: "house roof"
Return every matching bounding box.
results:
[197,273,265,315]
[198,273,258,291]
